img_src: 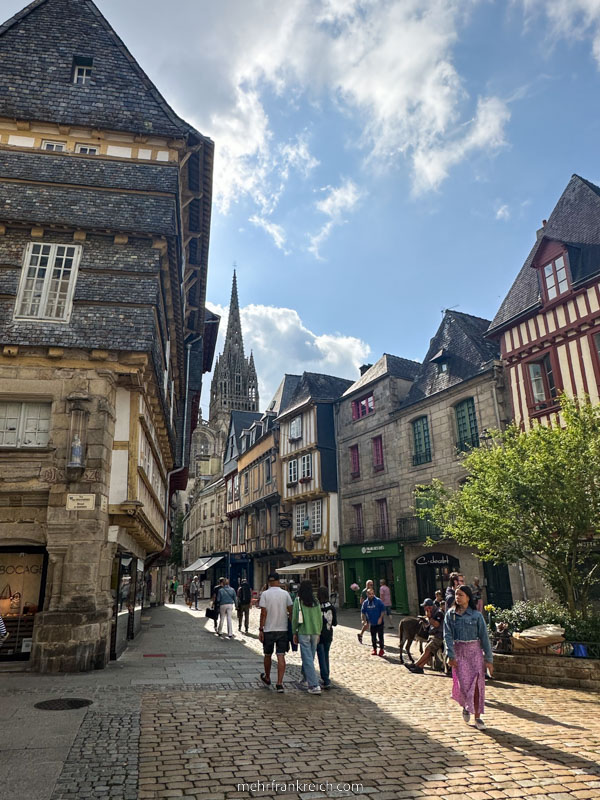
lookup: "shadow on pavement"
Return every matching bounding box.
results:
[486,698,585,729]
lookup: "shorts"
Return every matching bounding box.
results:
[263,630,289,656]
[426,635,444,654]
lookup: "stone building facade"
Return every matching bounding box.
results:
[0,0,214,670]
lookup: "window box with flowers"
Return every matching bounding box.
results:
[299,477,311,484]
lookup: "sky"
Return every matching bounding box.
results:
[6,0,600,408]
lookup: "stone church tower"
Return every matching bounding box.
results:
[209,272,259,452]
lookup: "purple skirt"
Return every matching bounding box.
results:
[451,640,486,715]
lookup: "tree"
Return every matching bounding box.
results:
[168,512,184,568]
[417,396,600,617]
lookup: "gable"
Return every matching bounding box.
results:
[0,0,194,138]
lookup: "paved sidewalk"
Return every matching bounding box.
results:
[1,600,599,800]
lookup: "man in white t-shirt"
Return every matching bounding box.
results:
[258,573,293,693]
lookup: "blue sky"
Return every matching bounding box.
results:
[5,0,600,407]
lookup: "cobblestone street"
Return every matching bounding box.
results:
[2,600,600,800]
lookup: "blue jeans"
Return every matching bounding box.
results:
[316,637,332,686]
[298,634,319,688]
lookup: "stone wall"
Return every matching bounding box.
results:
[493,653,600,692]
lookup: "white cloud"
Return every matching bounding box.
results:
[249,215,290,253]
[495,203,511,220]
[204,300,371,407]
[309,179,362,259]
[521,1,600,65]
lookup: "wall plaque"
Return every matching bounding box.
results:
[66,494,95,511]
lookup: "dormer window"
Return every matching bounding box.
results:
[542,254,569,300]
[72,56,93,85]
[42,140,66,152]
[429,348,449,375]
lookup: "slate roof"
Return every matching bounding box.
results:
[268,374,302,415]
[403,311,499,406]
[489,175,600,333]
[0,0,204,141]
[223,410,263,475]
[0,180,176,235]
[278,372,354,417]
[0,149,178,193]
[342,353,421,398]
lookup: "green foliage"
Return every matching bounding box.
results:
[493,600,600,642]
[416,396,600,616]
[168,512,184,567]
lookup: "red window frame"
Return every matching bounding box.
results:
[351,392,375,420]
[372,435,384,471]
[523,349,561,414]
[541,253,569,303]
[349,444,360,478]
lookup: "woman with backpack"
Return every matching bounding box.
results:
[316,586,337,690]
[292,580,323,695]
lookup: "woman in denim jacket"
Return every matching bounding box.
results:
[444,584,493,730]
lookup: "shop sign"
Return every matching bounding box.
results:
[340,540,401,559]
[66,493,95,510]
[415,553,450,567]
[361,545,385,554]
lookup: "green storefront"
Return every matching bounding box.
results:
[340,540,409,613]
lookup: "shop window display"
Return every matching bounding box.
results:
[0,548,47,661]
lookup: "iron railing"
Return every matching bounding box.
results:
[396,515,442,542]
[412,450,432,466]
[348,526,364,543]
[456,433,479,452]
[373,523,391,540]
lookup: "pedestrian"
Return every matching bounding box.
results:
[211,577,225,631]
[405,598,445,674]
[434,589,445,608]
[445,572,465,611]
[189,575,200,610]
[357,579,374,644]
[471,576,484,613]
[168,576,179,604]
[258,573,293,693]
[183,578,191,606]
[292,580,323,694]
[378,578,394,628]
[217,578,237,638]
[0,613,8,644]
[316,586,337,690]
[237,578,252,632]
[361,587,386,656]
[444,584,494,731]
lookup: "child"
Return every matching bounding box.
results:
[361,587,386,656]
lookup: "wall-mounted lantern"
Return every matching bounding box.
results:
[66,392,91,481]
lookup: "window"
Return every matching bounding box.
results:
[311,499,322,535]
[0,401,51,448]
[239,515,246,544]
[233,474,240,500]
[42,140,66,152]
[351,392,374,420]
[210,500,215,518]
[243,472,249,495]
[352,504,364,534]
[270,505,279,533]
[349,444,360,477]
[202,504,207,520]
[287,459,298,484]
[300,453,312,480]
[542,254,569,301]
[372,435,384,471]
[265,457,272,484]
[289,416,302,440]
[295,502,307,534]
[455,398,479,451]
[375,498,389,536]
[72,56,93,85]
[412,416,432,465]
[14,243,81,322]
[75,144,98,155]
[231,517,238,545]
[528,353,558,410]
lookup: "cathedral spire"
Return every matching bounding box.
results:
[223,269,244,360]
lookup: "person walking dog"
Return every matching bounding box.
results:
[292,580,323,694]
[444,584,494,731]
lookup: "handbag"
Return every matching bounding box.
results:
[205,607,218,620]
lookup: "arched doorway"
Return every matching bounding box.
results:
[415,552,460,604]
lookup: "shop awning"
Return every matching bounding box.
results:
[182,557,211,573]
[201,555,224,571]
[276,562,331,574]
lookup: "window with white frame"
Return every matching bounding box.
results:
[289,416,302,440]
[72,56,93,85]
[42,140,66,152]
[75,143,99,155]
[288,459,298,484]
[311,499,322,534]
[295,502,307,534]
[14,243,81,322]
[264,456,272,483]
[0,401,51,448]
[300,453,312,480]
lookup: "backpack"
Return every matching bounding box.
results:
[238,583,252,605]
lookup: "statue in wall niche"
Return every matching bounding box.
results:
[68,435,83,467]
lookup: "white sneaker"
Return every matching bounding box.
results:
[299,679,308,689]
[307,686,322,694]
[475,718,486,731]
[462,708,471,724]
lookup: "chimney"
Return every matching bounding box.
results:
[359,364,372,376]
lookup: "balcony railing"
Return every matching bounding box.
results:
[412,450,432,466]
[396,516,443,542]
[348,526,365,543]
[456,433,479,452]
[373,522,391,540]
